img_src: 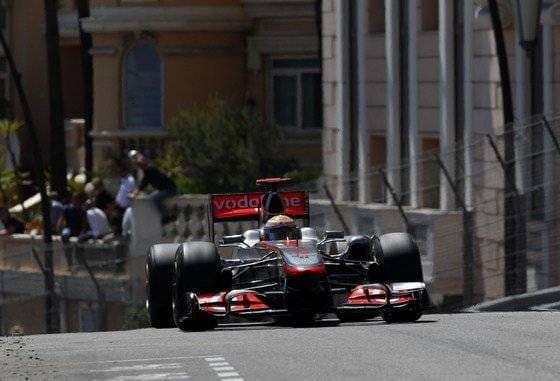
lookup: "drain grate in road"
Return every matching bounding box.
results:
[205,357,243,381]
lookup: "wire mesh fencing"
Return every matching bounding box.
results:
[6,114,559,335]
[301,114,560,310]
[0,235,136,336]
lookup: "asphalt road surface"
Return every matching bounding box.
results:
[1,312,559,380]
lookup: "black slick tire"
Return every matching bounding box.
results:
[173,242,222,331]
[146,244,180,328]
[378,233,424,323]
[378,233,423,283]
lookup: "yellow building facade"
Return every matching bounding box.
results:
[57,0,322,169]
[2,0,321,170]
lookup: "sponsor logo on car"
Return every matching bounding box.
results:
[211,192,307,220]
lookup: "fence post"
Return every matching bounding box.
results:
[75,244,107,332]
[434,155,475,305]
[542,116,559,286]
[379,168,412,234]
[486,135,527,296]
[323,184,351,233]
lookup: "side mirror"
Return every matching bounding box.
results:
[325,230,344,240]
[221,234,244,245]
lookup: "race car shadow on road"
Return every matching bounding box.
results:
[212,317,438,332]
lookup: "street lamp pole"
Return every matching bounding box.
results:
[513,0,543,53]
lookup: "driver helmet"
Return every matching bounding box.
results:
[262,215,299,241]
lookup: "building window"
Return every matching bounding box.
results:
[421,0,439,31]
[124,43,162,129]
[270,58,322,129]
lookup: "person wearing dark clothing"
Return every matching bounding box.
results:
[139,167,177,213]
[94,189,114,211]
[48,191,65,233]
[133,156,177,215]
[0,207,25,235]
[88,178,115,212]
[61,192,88,271]
[138,167,177,194]
[61,193,87,239]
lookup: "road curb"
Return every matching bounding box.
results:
[468,286,560,312]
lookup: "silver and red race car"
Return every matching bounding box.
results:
[146,178,429,331]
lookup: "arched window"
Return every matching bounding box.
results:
[124,43,162,129]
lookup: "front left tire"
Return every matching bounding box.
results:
[172,242,222,331]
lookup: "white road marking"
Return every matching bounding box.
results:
[205,357,243,380]
[217,372,240,378]
[205,357,225,362]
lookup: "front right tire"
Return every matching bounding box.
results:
[378,233,425,323]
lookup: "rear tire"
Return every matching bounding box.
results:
[173,242,222,331]
[146,244,180,328]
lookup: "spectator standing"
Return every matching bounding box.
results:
[116,167,136,211]
[0,207,25,235]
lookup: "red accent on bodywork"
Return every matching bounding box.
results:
[210,191,308,221]
[283,264,327,276]
[229,292,270,312]
[389,294,415,305]
[198,292,227,313]
[256,178,292,185]
[346,285,388,305]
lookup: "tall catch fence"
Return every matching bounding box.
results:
[0,236,133,336]
[295,114,560,310]
[4,114,559,335]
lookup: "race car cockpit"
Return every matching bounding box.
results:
[261,215,301,241]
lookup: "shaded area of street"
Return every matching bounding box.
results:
[1,312,559,380]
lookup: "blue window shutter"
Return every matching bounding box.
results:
[125,44,162,129]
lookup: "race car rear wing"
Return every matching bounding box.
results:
[207,191,309,242]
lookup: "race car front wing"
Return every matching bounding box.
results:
[180,282,427,321]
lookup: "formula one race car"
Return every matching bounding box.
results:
[146,178,429,331]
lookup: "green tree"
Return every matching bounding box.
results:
[161,98,297,194]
